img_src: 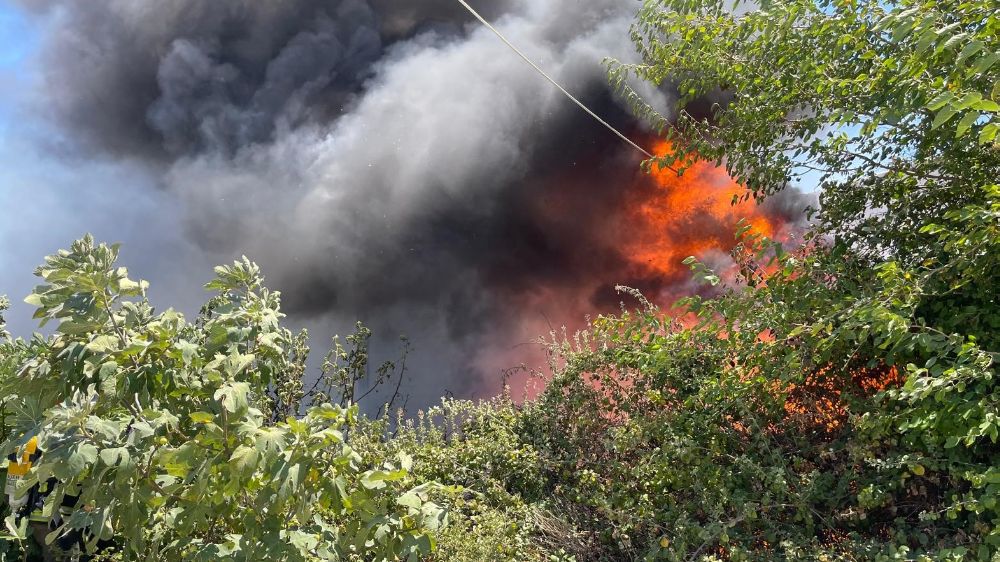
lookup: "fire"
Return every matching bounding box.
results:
[623,140,779,283]
[781,363,904,434]
[477,138,800,397]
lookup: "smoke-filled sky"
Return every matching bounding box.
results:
[0,0,813,408]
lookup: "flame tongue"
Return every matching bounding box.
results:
[625,141,778,284]
[477,140,797,397]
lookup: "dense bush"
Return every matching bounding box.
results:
[614,0,998,556]
[0,241,447,561]
[351,398,551,562]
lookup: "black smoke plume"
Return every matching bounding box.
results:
[16,0,811,406]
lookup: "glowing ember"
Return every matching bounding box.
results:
[782,364,904,433]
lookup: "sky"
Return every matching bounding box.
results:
[0,3,212,337]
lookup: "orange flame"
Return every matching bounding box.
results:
[624,140,779,282]
[781,364,904,434]
[477,139,798,398]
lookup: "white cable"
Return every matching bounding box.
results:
[455,0,655,159]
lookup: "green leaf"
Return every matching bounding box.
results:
[361,468,407,490]
[255,427,287,453]
[968,52,1000,77]
[397,492,422,510]
[398,451,413,472]
[955,41,984,66]
[931,105,959,129]
[955,111,980,137]
[174,340,199,365]
[86,334,120,354]
[925,91,954,111]
[189,411,215,424]
[66,443,99,476]
[229,445,259,473]
[215,382,250,413]
[957,91,984,110]
[971,99,1000,112]
[979,123,999,144]
[99,447,131,467]
[278,463,304,501]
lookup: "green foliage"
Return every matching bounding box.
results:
[0,236,447,561]
[586,0,1000,558]
[611,0,1000,263]
[0,296,27,561]
[518,221,998,559]
[307,323,411,418]
[0,1,996,561]
[0,296,9,341]
[0,295,19,446]
[351,397,549,561]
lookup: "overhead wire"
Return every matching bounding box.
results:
[454,0,656,160]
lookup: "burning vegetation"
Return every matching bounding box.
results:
[476,137,807,392]
[0,0,995,559]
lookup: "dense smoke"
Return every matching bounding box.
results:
[16,0,810,405]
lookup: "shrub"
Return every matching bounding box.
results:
[0,237,447,561]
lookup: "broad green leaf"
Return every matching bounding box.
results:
[215,381,250,413]
[255,427,287,453]
[396,492,422,510]
[955,41,984,66]
[968,52,1000,77]
[361,468,407,490]
[99,447,131,467]
[189,412,215,424]
[980,123,999,144]
[971,99,1000,112]
[931,105,959,129]
[65,442,99,476]
[86,334,120,353]
[955,111,980,137]
[228,445,259,473]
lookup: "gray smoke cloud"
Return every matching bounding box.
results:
[22,0,388,157]
[159,0,662,402]
[12,0,805,406]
